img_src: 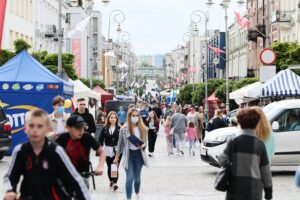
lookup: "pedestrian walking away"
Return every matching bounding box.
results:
[3,109,91,200]
[217,108,272,200]
[186,121,198,156]
[145,111,159,157]
[47,95,70,141]
[98,111,122,191]
[113,108,149,200]
[164,116,173,155]
[72,98,96,134]
[171,107,188,155]
[56,115,106,188]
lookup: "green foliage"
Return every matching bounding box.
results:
[14,39,31,53]
[272,41,300,72]
[233,78,258,90]
[177,84,193,105]
[207,79,225,96]
[79,78,105,89]
[32,51,48,63]
[43,53,78,80]
[117,88,125,95]
[0,49,15,65]
[191,83,205,105]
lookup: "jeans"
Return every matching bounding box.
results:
[125,150,144,199]
[174,132,185,153]
[189,139,196,154]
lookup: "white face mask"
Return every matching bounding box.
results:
[131,117,139,124]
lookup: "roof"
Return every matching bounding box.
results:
[261,69,300,97]
[230,82,261,104]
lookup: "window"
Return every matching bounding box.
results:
[93,17,98,32]
[273,109,300,132]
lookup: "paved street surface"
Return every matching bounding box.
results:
[0,125,299,200]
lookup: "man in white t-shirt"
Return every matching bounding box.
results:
[48,95,70,140]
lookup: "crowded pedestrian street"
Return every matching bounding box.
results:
[0,124,299,200]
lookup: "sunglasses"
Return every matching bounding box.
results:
[28,123,45,129]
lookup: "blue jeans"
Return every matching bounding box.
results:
[189,139,196,153]
[125,150,144,199]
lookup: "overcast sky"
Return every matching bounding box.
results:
[94,0,246,56]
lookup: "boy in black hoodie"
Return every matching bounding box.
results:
[72,98,96,134]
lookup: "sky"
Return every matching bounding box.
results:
[94,0,246,56]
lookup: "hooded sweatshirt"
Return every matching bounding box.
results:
[72,108,96,134]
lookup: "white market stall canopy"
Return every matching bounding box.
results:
[229,82,262,104]
[73,80,100,100]
[260,69,300,97]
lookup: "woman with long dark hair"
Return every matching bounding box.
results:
[99,111,121,191]
[146,111,159,157]
[113,108,149,200]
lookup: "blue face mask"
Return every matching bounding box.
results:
[57,106,64,114]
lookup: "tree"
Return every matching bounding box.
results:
[32,51,48,63]
[43,53,78,80]
[0,49,15,65]
[272,41,300,72]
[79,78,105,89]
[215,80,237,110]
[177,84,193,105]
[14,39,31,53]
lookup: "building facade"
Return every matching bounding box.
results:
[207,31,226,79]
[228,18,248,80]
[2,0,35,50]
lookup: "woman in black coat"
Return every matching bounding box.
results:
[99,111,122,191]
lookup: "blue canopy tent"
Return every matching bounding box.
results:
[0,50,73,153]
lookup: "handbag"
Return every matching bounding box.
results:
[170,114,182,135]
[214,141,233,192]
[214,164,231,191]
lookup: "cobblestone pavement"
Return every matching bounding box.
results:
[0,126,299,199]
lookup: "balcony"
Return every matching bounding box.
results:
[44,25,57,38]
[247,24,266,42]
[272,10,293,29]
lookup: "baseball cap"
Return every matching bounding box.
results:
[67,115,85,129]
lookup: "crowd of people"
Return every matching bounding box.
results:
[3,96,300,200]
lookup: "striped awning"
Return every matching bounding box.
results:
[261,69,300,97]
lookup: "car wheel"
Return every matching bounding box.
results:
[0,152,6,161]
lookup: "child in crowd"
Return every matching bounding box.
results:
[164,116,173,155]
[186,121,198,156]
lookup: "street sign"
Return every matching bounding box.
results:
[260,65,276,83]
[260,48,276,65]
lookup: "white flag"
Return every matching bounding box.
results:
[67,16,92,38]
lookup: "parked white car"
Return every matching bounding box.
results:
[200,99,300,167]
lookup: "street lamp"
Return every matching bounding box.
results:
[190,9,209,126]
[206,0,244,112]
[105,9,125,87]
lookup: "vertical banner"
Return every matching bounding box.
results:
[0,0,7,49]
[72,38,81,77]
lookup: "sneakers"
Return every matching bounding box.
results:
[148,153,153,157]
[180,150,184,155]
[109,181,113,188]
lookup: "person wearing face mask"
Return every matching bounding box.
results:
[48,96,70,141]
[113,108,149,200]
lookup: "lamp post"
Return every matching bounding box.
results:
[105,9,125,87]
[206,0,245,112]
[58,0,110,79]
[117,30,130,88]
[190,9,209,125]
